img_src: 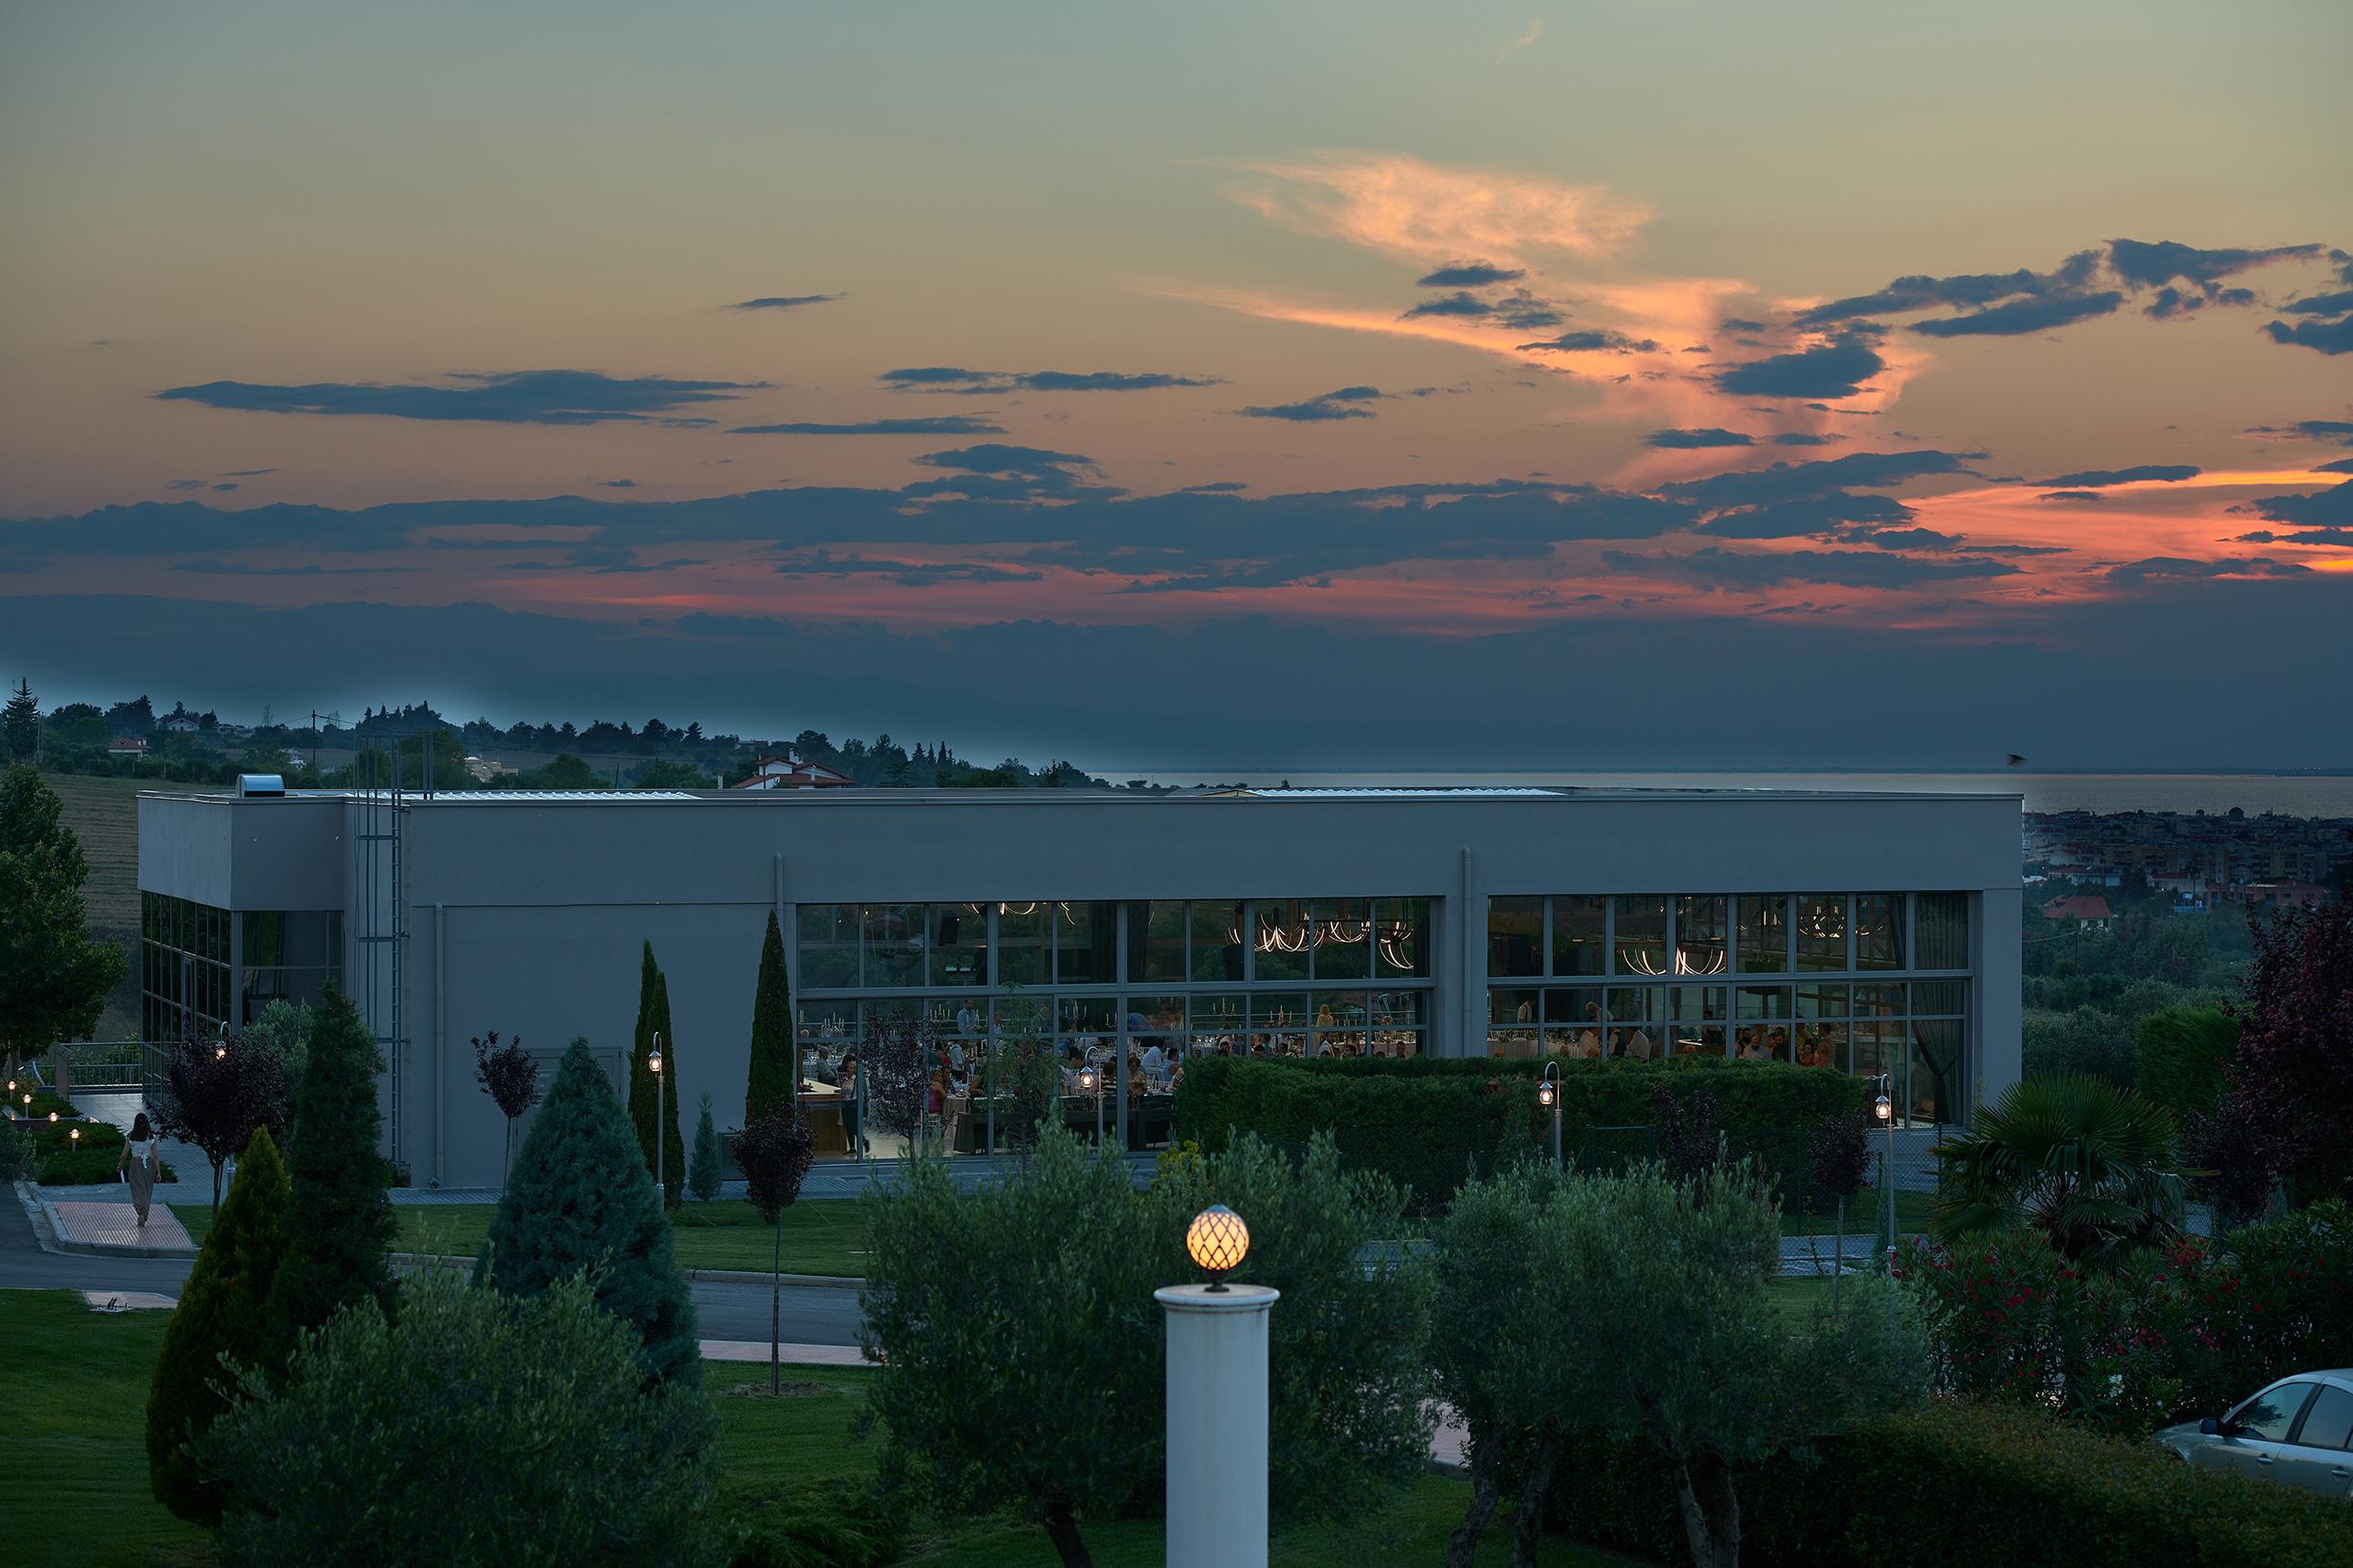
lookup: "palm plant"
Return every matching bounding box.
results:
[1931,1074,2190,1265]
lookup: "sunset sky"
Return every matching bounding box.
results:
[3,1,2348,770]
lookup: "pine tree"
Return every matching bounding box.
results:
[628,943,687,1206]
[689,1094,723,1202]
[1,765,127,1066]
[264,988,396,1350]
[745,910,796,1120]
[479,1039,701,1385]
[149,1126,290,1524]
[3,678,38,763]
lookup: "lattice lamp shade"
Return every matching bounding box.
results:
[1186,1204,1251,1287]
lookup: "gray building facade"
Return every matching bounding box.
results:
[138,785,2024,1190]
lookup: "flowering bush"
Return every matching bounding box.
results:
[1900,1199,2353,1436]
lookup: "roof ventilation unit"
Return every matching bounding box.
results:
[236,773,287,798]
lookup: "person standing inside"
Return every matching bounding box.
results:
[117,1112,160,1227]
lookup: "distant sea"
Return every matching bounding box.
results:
[1122,771,2353,819]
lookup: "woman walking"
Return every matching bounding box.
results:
[117,1112,161,1227]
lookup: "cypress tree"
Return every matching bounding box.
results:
[628,942,685,1206]
[746,910,796,1120]
[689,1093,723,1202]
[149,1126,290,1524]
[480,1038,701,1385]
[264,987,396,1349]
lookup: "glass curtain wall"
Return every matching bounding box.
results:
[1487,892,1972,1125]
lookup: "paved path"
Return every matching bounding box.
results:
[49,1201,192,1249]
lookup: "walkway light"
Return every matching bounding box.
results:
[214,1043,228,1061]
[1080,1063,1102,1145]
[649,1034,667,1201]
[1874,1090,1891,1121]
[1186,1203,1250,1292]
[1078,1064,1096,1093]
[1538,1061,1563,1168]
[69,1126,79,1144]
[48,1111,59,1123]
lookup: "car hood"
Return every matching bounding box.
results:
[2153,1420,2208,1447]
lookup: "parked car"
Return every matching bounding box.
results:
[2154,1372,2353,1497]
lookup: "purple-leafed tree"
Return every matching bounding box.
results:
[2211,905,2353,1212]
[861,1008,936,1145]
[1806,1110,1872,1308]
[149,1035,289,1213]
[730,1106,817,1395]
[472,1031,542,1183]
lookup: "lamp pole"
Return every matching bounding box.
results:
[1539,1061,1562,1169]
[1081,1064,1102,1147]
[1874,1074,1895,1273]
[650,1034,666,1202]
[1160,1205,1276,1568]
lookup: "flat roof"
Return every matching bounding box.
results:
[150,784,2025,806]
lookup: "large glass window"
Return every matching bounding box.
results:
[1131,901,1188,984]
[1055,901,1118,985]
[1916,893,1969,970]
[1737,895,1789,973]
[1375,897,1430,979]
[1192,902,1247,983]
[862,904,924,988]
[1855,894,1904,970]
[1488,896,1543,977]
[1795,894,1848,971]
[994,903,1050,986]
[140,892,243,1041]
[1613,895,1669,976]
[928,904,987,987]
[1312,899,1372,980]
[1675,896,1728,976]
[1551,895,1607,976]
[1253,900,1312,984]
[798,904,861,988]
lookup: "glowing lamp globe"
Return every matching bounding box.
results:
[1537,1080,1558,1109]
[1186,1203,1250,1291]
[1874,1092,1891,1122]
[649,1051,663,1074]
[215,1044,228,1060]
[1079,1065,1098,1094]
[69,1126,80,1143]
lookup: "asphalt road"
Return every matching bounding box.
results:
[1,1193,867,1346]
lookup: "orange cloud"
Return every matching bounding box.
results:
[1215,152,1650,267]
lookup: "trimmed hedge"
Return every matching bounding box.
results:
[1544,1399,2353,1568]
[28,1115,177,1185]
[1174,1054,1865,1211]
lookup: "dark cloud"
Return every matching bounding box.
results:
[2106,238,2324,299]
[2318,457,2353,475]
[156,370,763,426]
[2105,555,2310,584]
[1796,250,2104,328]
[775,553,1045,586]
[1400,288,1563,329]
[1401,290,1492,320]
[1660,450,1977,511]
[221,468,277,477]
[1848,526,1968,550]
[1690,493,1916,539]
[213,483,239,492]
[2283,289,2353,318]
[1772,434,1830,447]
[1909,291,2124,337]
[1236,387,1386,422]
[2038,490,2104,503]
[1602,545,2019,590]
[1417,262,1526,287]
[170,560,414,577]
[1712,337,1886,398]
[1516,330,1660,354]
[729,294,838,311]
[602,479,638,489]
[2262,316,2353,355]
[2248,419,2353,447]
[2040,464,2199,487]
[163,479,205,491]
[880,367,993,385]
[880,366,1219,393]
[1719,318,1767,333]
[728,415,1005,436]
[1642,428,1753,449]
[2245,480,2353,528]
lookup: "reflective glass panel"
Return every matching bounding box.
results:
[1488,896,1544,977]
[1794,1019,1844,1070]
[863,904,924,988]
[797,904,861,988]
[1614,896,1669,976]
[1551,895,1607,976]
[1055,901,1118,985]
[1133,901,1188,984]
[1676,895,1729,976]
[1543,987,1609,1059]
[1192,901,1247,983]
[1489,987,1541,1058]
[928,904,987,987]
[1916,893,1969,969]
[1738,895,1789,973]
[1856,894,1903,970]
[1254,899,1312,983]
[994,903,1050,986]
[1795,894,1848,971]
[1604,986,1665,1059]
[1311,899,1371,980]
[1376,897,1430,979]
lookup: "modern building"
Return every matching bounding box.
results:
[137,784,2023,1189]
[732,754,855,790]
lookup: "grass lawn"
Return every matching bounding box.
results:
[1782,1186,1934,1238]
[5,1286,1639,1568]
[172,1196,875,1276]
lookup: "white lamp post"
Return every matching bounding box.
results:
[1079,1063,1102,1147]
[1158,1205,1277,1568]
[649,1035,666,1201]
[1538,1062,1562,1169]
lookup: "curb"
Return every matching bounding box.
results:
[13,1188,868,1287]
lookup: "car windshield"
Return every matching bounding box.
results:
[2231,1383,2316,1441]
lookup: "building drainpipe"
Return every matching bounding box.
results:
[1458,847,1476,1060]
[434,901,446,1190]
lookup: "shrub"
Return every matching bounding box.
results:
[2134,1006,2238,1125]
[689,1094,724,1203]
[199,1270,719,1566]
[1547,1399,2353,1568]
[629,944,687,1208]
[725,1478,904,1568]
[744,911,795,1123]
[148,1126,289,1524]
[1176,1054,1862,1211]
[480,1038,701,1386]
[265,988,396,1351]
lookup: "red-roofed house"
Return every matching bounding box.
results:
[108,736,148,758]
[732,755,855,791]
[2041,894,2115,928]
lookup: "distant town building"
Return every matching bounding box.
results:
[108,736,149,757]
[2041,894,2116,928]
[158,713,200,734]
[215,722,253,739]
[463,755,519,783]
[732,755,854,790]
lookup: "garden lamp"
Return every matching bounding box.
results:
[1079,1064,1102,1145]
[649,1034,665,1199]
[1538,1061,1563,1169]
[1186,1203,1251,1292]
